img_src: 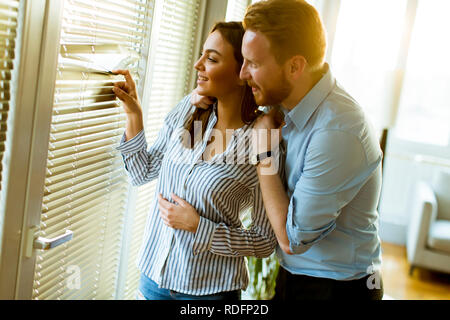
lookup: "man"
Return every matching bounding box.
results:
[193,0,383,300]
[239,0,384,300]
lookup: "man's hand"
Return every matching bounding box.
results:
[190,88,216,109]
[158,193,200,233]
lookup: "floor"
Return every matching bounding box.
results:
[381,242,450,300]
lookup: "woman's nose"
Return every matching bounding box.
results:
[194,57,204,71]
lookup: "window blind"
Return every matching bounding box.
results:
[226,0,249,21]
[32,0,154,300]
[0,0,19,192]
[122,0,201,300]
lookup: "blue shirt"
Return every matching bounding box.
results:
[116,95,280,295]
[278,65,383,280]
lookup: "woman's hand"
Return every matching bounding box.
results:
[158,193,200,233]
[112,69,143,116]
[112,69,144,140]
[190,88,216,110]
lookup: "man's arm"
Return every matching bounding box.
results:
[253,109,380,255]
[256,162,293,255]
[252,108,293,254]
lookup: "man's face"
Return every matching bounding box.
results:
[240,30,293,106]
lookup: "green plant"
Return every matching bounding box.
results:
[243,253,279,300]
[240,208,279,300]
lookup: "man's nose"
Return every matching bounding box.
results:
[240,61,250,81]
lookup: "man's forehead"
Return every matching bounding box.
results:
[242,30,272,60]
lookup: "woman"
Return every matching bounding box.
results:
[113,22,282,300]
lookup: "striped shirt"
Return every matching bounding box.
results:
[116,94,281,295]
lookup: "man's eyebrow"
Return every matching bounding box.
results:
[242,52,256,63]
[244,57,257,65]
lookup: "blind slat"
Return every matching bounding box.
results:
[47,137,120,161]
[0,0,18,193]
[45,163,123,194]
[42,186,127,221]
[121,0,201,300]
[42,202,125,238]
[43,174,126,206]
[41,196,125,232]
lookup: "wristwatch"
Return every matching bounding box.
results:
[250,151,272,166]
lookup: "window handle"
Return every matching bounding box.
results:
[33,230,74,250]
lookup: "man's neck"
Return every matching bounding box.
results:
[282,66,326,111]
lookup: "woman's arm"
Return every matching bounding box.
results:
[113,69,187,186]
[112,69,144,141]
[158,189,277,258]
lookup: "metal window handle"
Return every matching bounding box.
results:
[33,230,74,250]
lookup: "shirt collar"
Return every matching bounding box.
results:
[285,63,335,131]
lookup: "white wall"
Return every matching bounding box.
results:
[378,133,450,244]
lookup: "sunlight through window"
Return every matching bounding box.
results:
[331,0,408,132]
[395,0,450,146]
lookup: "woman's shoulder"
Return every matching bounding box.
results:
[164,94,195,127]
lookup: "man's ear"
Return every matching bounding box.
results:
[288,55,307,80]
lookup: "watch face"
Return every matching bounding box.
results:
[250,154,258,165]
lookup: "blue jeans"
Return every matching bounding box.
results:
[137,273,241,300]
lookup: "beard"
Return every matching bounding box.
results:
[252,71,293,106]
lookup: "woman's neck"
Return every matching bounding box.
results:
[215,89,245,131]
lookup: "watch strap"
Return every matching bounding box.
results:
[257,151,272,162]
[251,151,272,165]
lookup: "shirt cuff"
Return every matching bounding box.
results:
[286,202,336,255]
[116,130,147,154]
[192,216,217,256]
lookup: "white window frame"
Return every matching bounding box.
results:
[0,0,209,300]
[0,0,64,299]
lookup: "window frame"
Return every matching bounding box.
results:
[0,0,64,299]
[0,0,208,300]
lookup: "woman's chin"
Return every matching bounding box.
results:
[195,86,210,96]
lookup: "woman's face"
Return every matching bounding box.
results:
[194,30,243,99]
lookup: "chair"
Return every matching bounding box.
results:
[406,169,450,275]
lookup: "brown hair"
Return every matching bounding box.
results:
[184,21,259,149]
[243,0,327,72]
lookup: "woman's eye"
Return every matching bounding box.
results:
[207,57,217,62]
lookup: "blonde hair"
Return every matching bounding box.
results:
[243,0,327,72]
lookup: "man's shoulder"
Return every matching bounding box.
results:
[314,84,373,134]
[312,87,382,164]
